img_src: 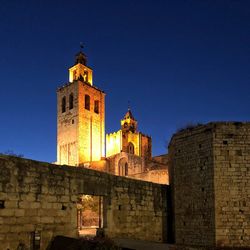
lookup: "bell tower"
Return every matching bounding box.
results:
[106,108,152,159]
[57,48,105,166]
[121,108,138,133]
[68,51,93,85]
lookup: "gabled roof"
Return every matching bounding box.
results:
[75,51,87,65]
[124,109,135,120]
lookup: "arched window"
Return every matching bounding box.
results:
[62,96,66,113]
[69,93,74,110]
[85,94,90,110]
[125,163,128,176]
[128,142,135,154]
[83,71,88,82]
[94,100,99,114]
[118,158,128,176]
[73,70,77,80]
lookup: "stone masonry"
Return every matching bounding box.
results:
[169,122,250,248]
[57,51,105,166]
[0,155,168,250]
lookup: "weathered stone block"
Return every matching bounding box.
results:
[0,155,168,249]
[169,122,250,248]
[0,208,15,217]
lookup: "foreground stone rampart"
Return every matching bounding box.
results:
[0,155,168,250]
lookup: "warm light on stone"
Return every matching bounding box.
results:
[106,109,151,159]
[57,52,105,165]
[56,50,168,185]
[69,63,93,86]
[106,131,122,157]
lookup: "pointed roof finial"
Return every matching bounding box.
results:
[75,43,87,65]
[124,103,135,120]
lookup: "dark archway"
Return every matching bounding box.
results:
[69,93,74,109]
[118,157,128,176]
[128,142,135,154]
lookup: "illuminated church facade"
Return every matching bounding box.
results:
[57,50,168,184]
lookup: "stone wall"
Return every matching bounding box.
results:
[140,133,152,159]
[213,122,250,247]
[153,154,169,165]
[78,81,105,162]
[107,152,145,176]
[106,152,169,184]
[169,122,250,248]
[57,81,79,165]
[106,127,152,160]
[169,124,215,247]
[57,79,105,165]
[129,158,169,185]
[106,131,122,157]
[130,169,168,185]
[0,155,168,250]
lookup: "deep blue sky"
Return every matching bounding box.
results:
[0,0,249,162]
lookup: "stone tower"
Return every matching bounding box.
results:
[168,122,250,248]
[106,109,152,159]
[57,50,105,165]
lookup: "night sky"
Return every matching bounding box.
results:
[0,0,249,162]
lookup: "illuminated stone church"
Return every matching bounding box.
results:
[57,49,168,184]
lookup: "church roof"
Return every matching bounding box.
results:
[124,109,135,120]
[75,51,87,65]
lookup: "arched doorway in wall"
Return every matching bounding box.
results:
[77,195,103,236]
[128,142,135,154]
[118,157,128,176]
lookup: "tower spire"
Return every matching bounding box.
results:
[75,43,87,65]
[69,44,93,85]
